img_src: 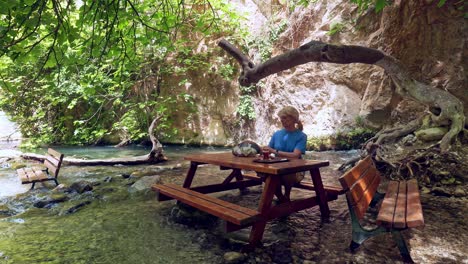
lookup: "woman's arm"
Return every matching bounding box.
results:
[276,148,302,159]
[262,146,302,159]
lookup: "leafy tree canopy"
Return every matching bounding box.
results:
[0,0,242,146]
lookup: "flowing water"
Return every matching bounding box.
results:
[0,146,466,264]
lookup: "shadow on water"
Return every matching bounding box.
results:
[0,146,466,263]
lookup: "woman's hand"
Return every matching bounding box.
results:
[262,146,275,153]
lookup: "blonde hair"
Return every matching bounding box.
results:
[278,106,303,131]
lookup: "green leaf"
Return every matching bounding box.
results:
[375,0,388,13]
[437,0,447,8]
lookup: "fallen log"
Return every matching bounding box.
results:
[20,153,168,166]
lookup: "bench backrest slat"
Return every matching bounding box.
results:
[339,156,373,190]
[44,148,64,178]
[339,156,381,220]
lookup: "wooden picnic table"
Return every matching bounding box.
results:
[152,152,343,249]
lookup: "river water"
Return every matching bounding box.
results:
[0,146,466,263]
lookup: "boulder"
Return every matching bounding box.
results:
[129,176,161,192]
[70,181,94,194]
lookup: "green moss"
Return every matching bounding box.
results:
[307,128,376,151]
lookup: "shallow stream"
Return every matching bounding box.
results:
[0,146,466,263]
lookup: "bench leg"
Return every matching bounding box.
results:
[350,221,387,252]
[54,179,59,186]
[30,182,36,190]
[369,191,385,207]
[347,200,387,252]
[391,231,414,263]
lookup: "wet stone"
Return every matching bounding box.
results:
[52,184,71,193]
[70,181,93,194]
[61,200,92,215]
[128,176,161,193]
[0,205,13,217]
[223,251,246,264]
[169,204,217,227]
[103,176,113,183]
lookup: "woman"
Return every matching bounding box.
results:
[263,106,307,202]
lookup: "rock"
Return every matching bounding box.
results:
[103,176,113,183]
[33,193,69,208]
[11,163,26,170]
[170,203,217,227]
[130,168,163,178]
[421,186,431,194]
[431,186,452,197]
[129,176,161,192]
[70,181,93,194]
[61,201,92,215]
[121,173,131,179]
[49,193,68,203]
[415,127,449,142]
[52,184,71,193]
[453,187,466,198]
[0,205,13,217]
[223,252,246,264]
[441,177,456,185]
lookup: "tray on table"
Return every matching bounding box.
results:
[253,158,289,164]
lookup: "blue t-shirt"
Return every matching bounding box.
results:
[268,129,307,154]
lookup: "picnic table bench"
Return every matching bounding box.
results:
[339,156,424,263]
[17,148,64,190]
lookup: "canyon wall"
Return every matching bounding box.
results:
[161,0,466,146]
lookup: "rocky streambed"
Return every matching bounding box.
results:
[0,150,466,264]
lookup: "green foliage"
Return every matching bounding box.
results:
[0,0,243,146]
[235,85,257,120]
[327,22,345,36]
[307,127,376,151]
[217,59,237,80]
[237,95,256,120]
[246,19,288,61]
[350,0,390,13]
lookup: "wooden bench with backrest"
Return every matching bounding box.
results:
[339,156,424,263]
[17,148,64,190]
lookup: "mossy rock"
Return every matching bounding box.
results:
[11,163,26,170]
[415,127,448,142]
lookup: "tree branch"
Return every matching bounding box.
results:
[218,39,465,152]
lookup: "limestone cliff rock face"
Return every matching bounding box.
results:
[163,0,466,146]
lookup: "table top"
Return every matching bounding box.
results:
[184,152,329,175]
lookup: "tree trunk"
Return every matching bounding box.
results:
[218,39,465,152]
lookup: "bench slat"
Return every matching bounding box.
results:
[393,181,407,228]
[406,179,425,228]
[17,169,30,183]
[347,165,381,206]
[24,168,39,182]
[377,181,399,227]
[44,159,59,177]
[339,156,373,190]
[48,148,63,160]
[346,166,381,219]
[46,155,60,167]
[155,183,260,226]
